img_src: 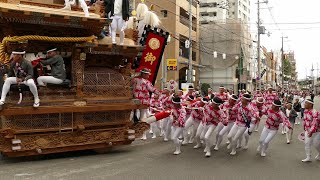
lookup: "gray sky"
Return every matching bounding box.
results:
[250,0,320,80]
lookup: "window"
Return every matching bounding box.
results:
[213,2,217,7]
[161,10,168,18]
[213,12,217,17]
[232,11,235,15]
[201,12,209,16]
[232,2,235,5]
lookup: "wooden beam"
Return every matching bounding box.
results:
[0,103,148,115]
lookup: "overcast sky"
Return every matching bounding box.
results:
[250,0,320,80]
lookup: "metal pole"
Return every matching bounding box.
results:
[188,0,193,83]
[281,36,284,88]
[257,0,261,90]
[161,55,165,89]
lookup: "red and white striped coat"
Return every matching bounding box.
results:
[149,97,162,114]
[220,102,237,123]
[264,109,292,130]
[181,92,196,101]
[251,101,268,124]
[160,94,175,110]
[172,106,187,127]
[132,77,159,105]
[233,102,259,127]
[303,109,320,133]
[190,101,205,121]
[203,104,227,126]
[253,92,264,99]
[264,92,279,109]
[215,92,229,102]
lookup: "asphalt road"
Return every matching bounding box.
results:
[0,97,320,180]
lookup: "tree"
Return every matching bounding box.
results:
[283,59,292,76]
[201,83,211,96]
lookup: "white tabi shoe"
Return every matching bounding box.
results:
[254,129,259,132]
[236,144,242,149]
[152,135,157,139]
[0,101,4,106]
[230,150,237,156]
[226,140,230,145]
[193,144,201,149]
[302,156,312,162]
[182,140,188,145]
[203,147,209,153]
[315,154,320,161]
[227,144,231,150]
[149,129,153,134]
[164,138,169,142]
[257,145,261,152]
[243,144,249,150]
[33,98,40,108]
[213,146,219,151]
[188,139,194,144]
[286,140,290,144]
[173,150,181,155]
[205,151,211,157]
[260,151,266,157]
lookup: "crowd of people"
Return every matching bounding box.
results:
[132,68,320,162]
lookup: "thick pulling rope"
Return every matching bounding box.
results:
[0,35,96,65]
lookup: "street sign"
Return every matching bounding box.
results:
[185,40,190,48]
[167,59,177,71]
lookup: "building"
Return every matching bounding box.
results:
[135,0,200,89]
[199,19,252,91]
[284,52,298,90]
[199,0,251,24]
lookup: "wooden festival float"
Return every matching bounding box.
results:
[0,0,168,157]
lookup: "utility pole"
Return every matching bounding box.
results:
[257,0,268,90]
[257,0,261,90]
[281,35,288,89]
[187,0,193,83]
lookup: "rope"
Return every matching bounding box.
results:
[0,35,96,65]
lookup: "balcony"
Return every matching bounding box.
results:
[180,7,197,32]
[179,47,197,61]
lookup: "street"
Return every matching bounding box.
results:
[0,97,319,180]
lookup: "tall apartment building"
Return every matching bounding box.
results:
[199,0,251,24]
[134,0,200,89]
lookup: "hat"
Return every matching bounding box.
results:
[188,85,194,90]
[306,99,314,105]
[46,46,57,53]
[172,96,182,104]
[12,48,26,55]
[229,94,238,101]
[272,100,282,107]
[256,97,265,104]
[141,68,151,74]
[256,89,260,91]
[267,85,272,89]
[201,97,210,104]
[219,85,225,89]
[212,97,223,105]
[178,89,183,92]
[187,95,195,101]
[242,93,252,100]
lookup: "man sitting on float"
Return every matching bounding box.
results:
[0,49,40,107]
[37,47,66,86]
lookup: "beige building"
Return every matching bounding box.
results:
[135,0,200,89]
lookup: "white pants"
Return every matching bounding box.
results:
[304,131,320,157]
[172,126,183,152]
[161,116,172,140]
[259,127,277,153]
[183,116,200,143]
[286,126,294,142]
[227,124,247,152]
[111,15,125,44]
[216,122,235,148]
[244,123,256,146]
[138,109,148,139]
[215,122,225,145]
[37,76,63,86]
[195,122,205,146]
[203,124,217,152]
[1,77,39,102]
[64,0,89,17]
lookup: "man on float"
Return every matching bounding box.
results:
[0,49,40,107]
[37,47,66,86]
[215,85,229,102]
[132,67,159,139]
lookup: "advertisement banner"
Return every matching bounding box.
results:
[167,59,177,71]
